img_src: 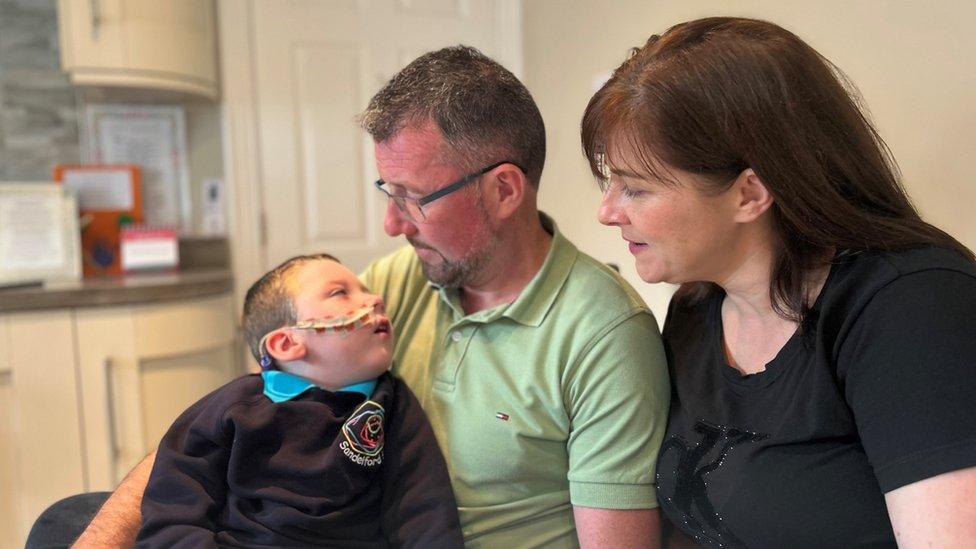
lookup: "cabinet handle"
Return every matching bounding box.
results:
[103,357,119,482]
[89,0,101,39]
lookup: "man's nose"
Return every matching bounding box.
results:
[383,200,418,237]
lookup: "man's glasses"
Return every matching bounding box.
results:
[374,160,526,223]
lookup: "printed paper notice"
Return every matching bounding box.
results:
[62,169,134,210]
[0,187,65,270]
[86,104,190,231]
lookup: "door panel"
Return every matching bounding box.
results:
[294,43,368,242]
[251,0,505,273]
[395,0,463,17]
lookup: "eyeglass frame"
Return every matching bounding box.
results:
[374,160,527,222]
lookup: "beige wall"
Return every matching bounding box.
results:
[523,0,976,324]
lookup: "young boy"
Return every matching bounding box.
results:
[136,254,463,548]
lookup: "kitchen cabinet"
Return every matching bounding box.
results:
[58,0,218,98]
[0,310,85,549]
[0,293,236,547]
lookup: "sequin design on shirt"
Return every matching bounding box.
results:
[656,419,768,548]
[340,400,385,467]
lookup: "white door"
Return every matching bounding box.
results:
[247,0,518,274]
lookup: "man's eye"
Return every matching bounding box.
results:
[387,184,420,199]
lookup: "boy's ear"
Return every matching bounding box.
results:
[731,168,774,223]
[264,328,307,363]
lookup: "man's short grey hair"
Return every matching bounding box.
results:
[360,45,546,187]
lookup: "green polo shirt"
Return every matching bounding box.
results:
[361,215,669,547]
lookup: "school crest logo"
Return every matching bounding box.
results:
[340,400,385,467]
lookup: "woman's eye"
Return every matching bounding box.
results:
[604,177,647,198]
[621,185,645,198]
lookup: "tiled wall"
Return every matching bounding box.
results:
[0,0,79,181]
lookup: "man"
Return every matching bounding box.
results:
[71,46,669,548]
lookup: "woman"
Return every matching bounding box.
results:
[582,17,976,548]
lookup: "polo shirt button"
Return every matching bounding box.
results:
[451,331,462,342]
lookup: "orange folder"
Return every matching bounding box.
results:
[53,165,143,276]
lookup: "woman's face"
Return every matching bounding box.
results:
[597,154,742,285]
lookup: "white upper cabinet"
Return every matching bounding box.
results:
[58,0,218,99]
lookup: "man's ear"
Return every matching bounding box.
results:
[731,168,774,223]
[484,163,527,220]
[264,328,307,363]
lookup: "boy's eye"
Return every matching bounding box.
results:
[328,288,348,297]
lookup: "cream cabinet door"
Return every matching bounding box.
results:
[0,295,237,545]
[58,0,218,98]
[0,311,86,548]
[75,294,238,489]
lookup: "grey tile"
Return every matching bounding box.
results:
[0,0,77,180]
[0,0,61,71]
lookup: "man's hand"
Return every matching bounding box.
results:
[72,451,156,548]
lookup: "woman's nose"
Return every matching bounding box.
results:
[597,189,626,226]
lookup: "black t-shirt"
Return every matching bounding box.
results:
[657,247,976,548]
[137,371,463,548]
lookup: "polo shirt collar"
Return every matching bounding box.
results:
[261,370,377,403]
[432,212,577,327]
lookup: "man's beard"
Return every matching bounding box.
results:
[413,241,495,288]
[409,203,498,288]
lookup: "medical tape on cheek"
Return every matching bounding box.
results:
[293,305,377,339]
[258,305,379,369]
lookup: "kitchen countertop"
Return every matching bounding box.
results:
[0,269,233,312]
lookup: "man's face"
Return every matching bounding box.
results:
[374,124,498,288]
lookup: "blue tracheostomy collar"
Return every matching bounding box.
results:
[261,370,377,403]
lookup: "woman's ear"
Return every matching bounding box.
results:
[264,328,307,363]
[732,168,774,222]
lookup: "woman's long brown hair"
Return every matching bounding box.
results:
[582,17,973,321]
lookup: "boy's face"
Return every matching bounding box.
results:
[283,259,394,388]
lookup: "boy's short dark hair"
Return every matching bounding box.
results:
[241,253,340,362]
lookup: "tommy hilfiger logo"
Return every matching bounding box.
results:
[340,400,385,467]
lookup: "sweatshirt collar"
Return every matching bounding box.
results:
[261,370,377,403]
